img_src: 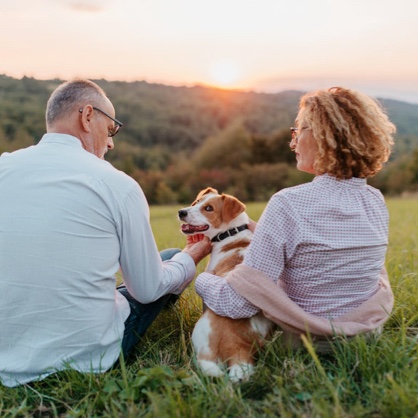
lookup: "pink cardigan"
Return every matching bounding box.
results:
[226,264,394,337]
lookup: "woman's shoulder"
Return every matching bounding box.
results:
[264,182,317,218]
[273,180,317,202]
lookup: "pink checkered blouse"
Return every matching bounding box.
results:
[195,175,389,320]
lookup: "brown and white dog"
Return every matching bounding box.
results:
[178,187,274,382]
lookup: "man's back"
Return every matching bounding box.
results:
[0,134,134,387]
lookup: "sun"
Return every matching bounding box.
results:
[208,60,239,87]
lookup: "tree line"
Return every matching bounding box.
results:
[1,74,418,204]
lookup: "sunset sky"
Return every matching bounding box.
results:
[2,0,418,103]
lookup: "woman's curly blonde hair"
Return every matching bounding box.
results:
[297,87,396,179]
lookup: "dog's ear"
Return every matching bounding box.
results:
[198,187,218,198]
[192,187,218,205]
[221,194,246,223]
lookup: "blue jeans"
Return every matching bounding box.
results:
[117,248,182,359]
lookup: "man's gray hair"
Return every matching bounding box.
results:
[46,79,107,126]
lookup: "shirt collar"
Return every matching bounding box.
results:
[39,133,84,149]
[314,173,367,188]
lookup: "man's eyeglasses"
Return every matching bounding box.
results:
[79,106,123,137]
[93,107,123,137]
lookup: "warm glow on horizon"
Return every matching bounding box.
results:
[1,0,418,103]
[208,61,240,88]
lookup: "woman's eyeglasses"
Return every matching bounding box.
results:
[290,127,298,141]
[289,126,311,149]
[290,126,310,140]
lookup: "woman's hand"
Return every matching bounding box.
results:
[248,219,257,233]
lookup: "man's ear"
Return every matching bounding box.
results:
[79,105,94,133]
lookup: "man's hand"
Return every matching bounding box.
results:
[182,234,212,265]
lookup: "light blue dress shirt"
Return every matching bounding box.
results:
[0,133,195,387]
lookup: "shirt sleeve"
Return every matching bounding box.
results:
[117,184,196,303]
[195,194,293,318]
[243,193,291,281]
[195,272,260,318]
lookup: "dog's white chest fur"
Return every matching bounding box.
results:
[205,226,252,273]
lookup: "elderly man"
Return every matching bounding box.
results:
[0,79,211,387]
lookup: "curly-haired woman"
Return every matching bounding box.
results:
[195,87,396,352]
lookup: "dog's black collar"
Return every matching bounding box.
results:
[211,224,249,243]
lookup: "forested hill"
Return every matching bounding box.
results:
[1,74,418,202]
[0,75,301,152]
[1,74,418,154]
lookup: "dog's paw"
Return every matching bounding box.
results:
[228,363,254,383]
[197,359,224,377]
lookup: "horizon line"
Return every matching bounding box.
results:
[2,72,418,106]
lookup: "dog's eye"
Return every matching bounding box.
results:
[204,205,214,212]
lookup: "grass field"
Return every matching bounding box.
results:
[1,199,417,417]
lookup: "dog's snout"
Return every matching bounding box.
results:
[178,209,188,219]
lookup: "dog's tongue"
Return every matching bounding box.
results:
[181,224,208,233]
